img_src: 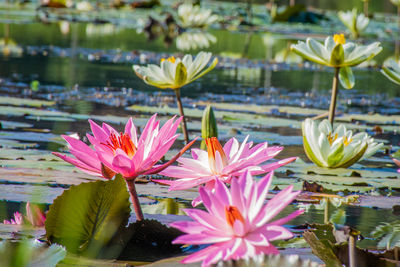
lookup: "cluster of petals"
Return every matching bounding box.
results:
[3,202,45,227]
[291,35,382,68]
[302,119,383,168]
[171,171,303,266]
[381,59,400,85]
[133,52,218,90]
[158,136,296,205]
[54,114,194,180]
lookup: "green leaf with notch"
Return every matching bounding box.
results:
[45,174,131,257]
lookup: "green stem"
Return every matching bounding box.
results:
[363,1,368,17]
[349,235,356,267]
[247,0,253,23]
[174,88,189,144]
[126,179,144,221]
[324,198,330,224]
[328,67,340,126]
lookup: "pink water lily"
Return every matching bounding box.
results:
[157,136,296,205]
[54,114,194,180]
[393,158,400,173]
[3,211,23,225]
[53,114,196,221]
[3,202,45,227]
[171,171,303,266]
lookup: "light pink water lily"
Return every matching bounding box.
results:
[157,136,296,205]
[3,202,45,227]
[53,114,196,221]
[393,158,400,173]
[171,171,303,267]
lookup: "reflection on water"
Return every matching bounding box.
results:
[176,31,217,51]
[219,0,398,14]
[0,21,399,98]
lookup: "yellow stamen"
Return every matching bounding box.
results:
[327,132,338,146]
[343,136,353,146]
[161,56,176,64]
[225,206,245,227]
[333,34,346,45]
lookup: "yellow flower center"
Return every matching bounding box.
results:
[327,132,338,146]
[161,56,176,63]
[333,34,346,45]
[225,206,245,227]
[327,132,353,146]
[343,136,353,146]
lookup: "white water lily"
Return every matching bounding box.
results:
[133,51,218,89]
[291,34,382,89]
[302,119,383,168]
[381,59,400,85]
[338,9,369,38]
[391,0,400,6]
[177,3,219,28]
[176,31,217,51]
[291,35,381,68]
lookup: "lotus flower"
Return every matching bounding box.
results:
[171,171,303,266]
[302,119,383,168]
[338,9,369,39]
[133,52,218,90]
[54,115,196,221]
[381,59,400,85]
[3,202,45,227]
[393,158,400,173]
[177,3,219,29]
[157,136,296,206]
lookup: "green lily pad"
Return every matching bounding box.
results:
[0,96,55,108]
[45,174,131,256]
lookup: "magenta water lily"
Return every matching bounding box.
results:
[171,171,303,266]
[54,114,196,221]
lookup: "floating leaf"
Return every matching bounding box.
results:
[272,237,309,249]
[45,174,131,256]
[216,253,323,267]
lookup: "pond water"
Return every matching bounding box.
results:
[0,1,400,265]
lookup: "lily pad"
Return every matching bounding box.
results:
[45,175,131,256]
